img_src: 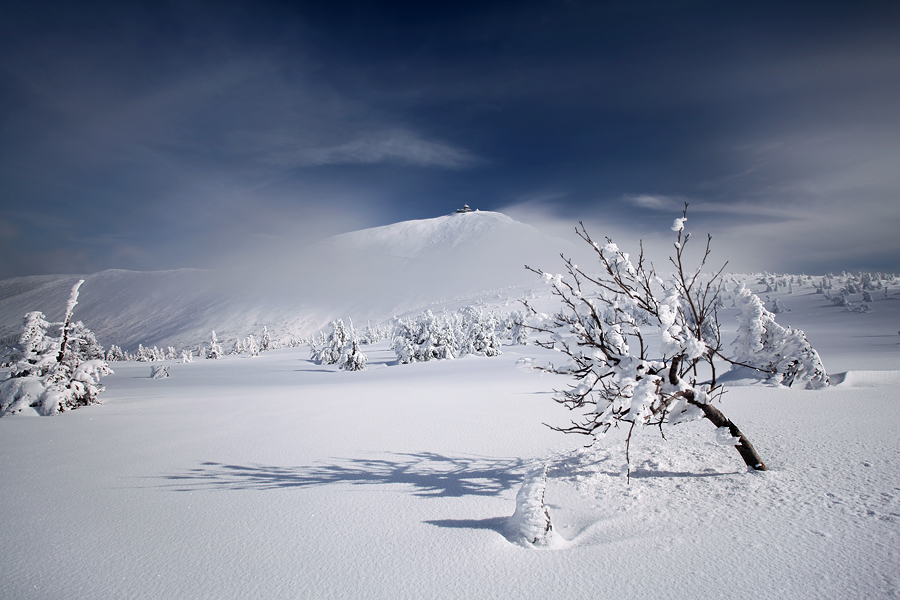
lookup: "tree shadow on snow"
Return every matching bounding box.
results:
[160,452,529,498]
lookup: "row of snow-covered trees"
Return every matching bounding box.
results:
[391,307,529,363]
[307,307,531,371]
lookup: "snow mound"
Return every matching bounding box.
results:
[831,371,900,387]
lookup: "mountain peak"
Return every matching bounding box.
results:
[321,210,538,261]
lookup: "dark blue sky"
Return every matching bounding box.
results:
[2,0,898,277]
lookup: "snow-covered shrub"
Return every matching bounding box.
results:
[505,466,554,547]
[732,284,828,389]
[150,365,169,379]
[831,295,851,307]
[769,298,788,314]
[523,208,769,474]
[181,349,193,363]
[0,280,113,417]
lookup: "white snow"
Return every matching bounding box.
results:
[1,214,898,599]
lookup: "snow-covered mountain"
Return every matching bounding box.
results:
[0,211,576,350]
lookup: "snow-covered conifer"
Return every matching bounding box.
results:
[207,331,223,359]
[311,320,350,365]
[261,327,271,352]
[339,322,367,371]
[0,281,112,416]
[246,335,259,357]
[106,345,126,362]
[732,284,828,389]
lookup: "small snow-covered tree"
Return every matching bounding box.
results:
[106,344,126,362]
[0,280,113,417]
[523,207,770,475]
[261,326,271,352]
[502,310,530,345]
[311,320,350,365]
[246,335,260,357]
[732,284,828,389]
[207,331,223,359]
[458,307,502,357]
[339,322,368,371]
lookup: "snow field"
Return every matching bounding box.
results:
[1,340,898,599]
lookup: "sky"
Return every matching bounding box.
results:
[1,0,899,278]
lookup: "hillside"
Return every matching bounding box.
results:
[0,211,575,350]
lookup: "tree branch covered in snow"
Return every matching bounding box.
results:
[522,205,769,475]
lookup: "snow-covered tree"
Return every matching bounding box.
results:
[106,344,126,362]
[391,310,458,363]
[181,349,193,363]
[339,323,368,371]
[0,280,113,417]
[311,320,350,365]
[309,319,367,370]
[522,208,769,475]
[261,326,271,352]
[732,284,829,389]
[246,335,260,357]
[207,331,223,359]
[457,307,502,357]
[502,310,530,345]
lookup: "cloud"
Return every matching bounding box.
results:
[267,129,479,169]
[624,194,684,211]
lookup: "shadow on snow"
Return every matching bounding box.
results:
[160,452,529,498]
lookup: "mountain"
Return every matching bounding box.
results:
[0,211,577,351]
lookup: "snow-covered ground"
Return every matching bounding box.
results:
[1,213,899,599]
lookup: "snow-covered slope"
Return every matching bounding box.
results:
[0,211,575,350]
[322,210,557,260]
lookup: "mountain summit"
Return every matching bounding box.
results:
[321,210,552,261]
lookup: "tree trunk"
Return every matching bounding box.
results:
[684,391,768,471]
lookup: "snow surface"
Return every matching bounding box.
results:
[1,213,899,599]
[1,341,898,599]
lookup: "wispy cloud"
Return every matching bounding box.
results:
[624,194,684,211]
[268,129,478,168]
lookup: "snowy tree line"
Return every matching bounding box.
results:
[747,270,898,315]
[305,307,531,371]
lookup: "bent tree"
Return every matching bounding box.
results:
[523,207,769,475]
